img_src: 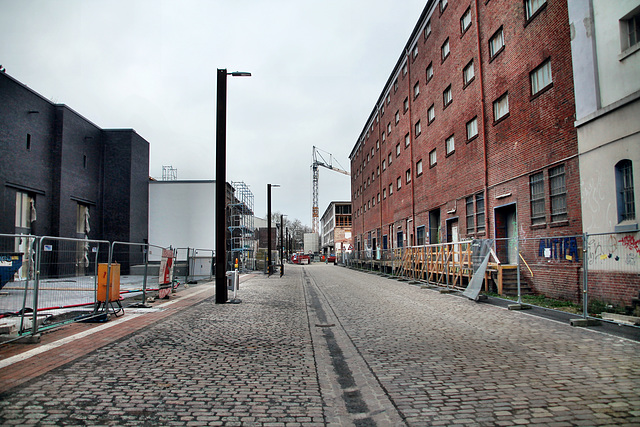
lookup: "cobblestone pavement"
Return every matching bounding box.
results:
[0,264,639,426]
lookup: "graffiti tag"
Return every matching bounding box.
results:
[618,235,640,255]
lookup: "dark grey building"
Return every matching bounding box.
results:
[0,71,149,253]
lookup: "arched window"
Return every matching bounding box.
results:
[615,159,636,223]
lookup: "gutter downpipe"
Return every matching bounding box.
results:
[474,0,490,235]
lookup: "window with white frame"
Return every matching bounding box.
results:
[389,183,393,195]
[530,172,545,225]
[382,132,386,142]
[414,81,420,99]
[615,159,636,222]
[415,120,422,137]
[387,122,392,134]
[395,110,400,124]
[397,176,402,190]
[388,153,392,165]
[525,0,546,21]
[463,60,475,86]
[394,78,398,92]
[405,133,410,147]
[381,104,385,116]
[443,85,452,108]
[429,149,437,167]
[440,0,448,13]
[549,164,567,222]
[396,143,401,157]
[446,135,455,155]
[428,104,435,123]
[412,45,418,60]
[402,62,408,77]
[442,38,450,61]
[466,117,478,140]
[406,169,411,184]
[531,59,552,95]
[461,8,472,34]
[425,20,432,39]
[376,139,379,150]
[493,92,509,121]
[382,159,386,171]
[404,97,409,112]
[426,62,433,82]
[377,193,380,203]
[387,94,391,105]
[377,166,380,176]
[383,188,387,199]
[489,27,504,59]
[416,159,423,176]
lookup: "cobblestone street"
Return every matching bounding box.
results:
[1,264,639,426]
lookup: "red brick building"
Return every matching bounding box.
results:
[350,0,582,299]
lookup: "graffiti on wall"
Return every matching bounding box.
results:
[587,233,640,270]
[538,237,580,262]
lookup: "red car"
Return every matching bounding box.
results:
[291,253,310,264]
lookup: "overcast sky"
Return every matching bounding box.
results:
[1,0,427,226]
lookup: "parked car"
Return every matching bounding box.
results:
[291,253,310,265]
[327,254,336,264]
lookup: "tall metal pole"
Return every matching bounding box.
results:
[215,69,228,303]
[267,184,273,276]
[280,214,284,277]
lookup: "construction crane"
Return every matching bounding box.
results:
[312,146,349,233]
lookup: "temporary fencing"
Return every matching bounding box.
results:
[0,235,218,342]
[345,230,640,326]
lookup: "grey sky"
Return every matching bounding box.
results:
[1,0,426,225]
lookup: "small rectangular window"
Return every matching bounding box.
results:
[417,160,423,176]
[531,59,552,95]
[493,92,509,122]
[396,143,401,157]
[397,176,402,190]
[466,196,475,232]
[428,105,435,123]
[425,20,432,39]
[525,0,546,21]
[387,123,392,135]
[489,27,504,59]
[413,81,420,99]
[382,159,386,171]
[461,8,472,34]
[429,149,437,167]
[415,120,422,137]
[389,183,393,195]
[412,45,418,60]
[388,153,392,165]
[446,135,455,155]
[440,0,448,13]
[406,169,411,184]
[26,134,31,151]
[383,188,387,199]
[476,192,485,233]
[530,172,545,225]
[624,12,640,50]
[463,60,475,86]
[442,38,450,61]
[404,97,409,112]
[443,85,452,108]
[405,133,410,147]
[426,62,433,82]
[402,62,408,77]
[549,164,568,222]
[466,117,478,140]
[394,78,399,92]
[395,110,400,124]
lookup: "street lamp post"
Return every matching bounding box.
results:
[215,68,250,304]
[266,184,280,276]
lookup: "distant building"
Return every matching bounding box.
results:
[0,71,149,271]
[320,201,352,256]
[148,180,255,271]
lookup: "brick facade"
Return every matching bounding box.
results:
[350,0,584,298]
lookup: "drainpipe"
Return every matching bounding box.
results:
[474,0,490,236]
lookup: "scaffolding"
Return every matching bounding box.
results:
[229,181,255,271]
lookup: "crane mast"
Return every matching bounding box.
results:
[311,146,349,233]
